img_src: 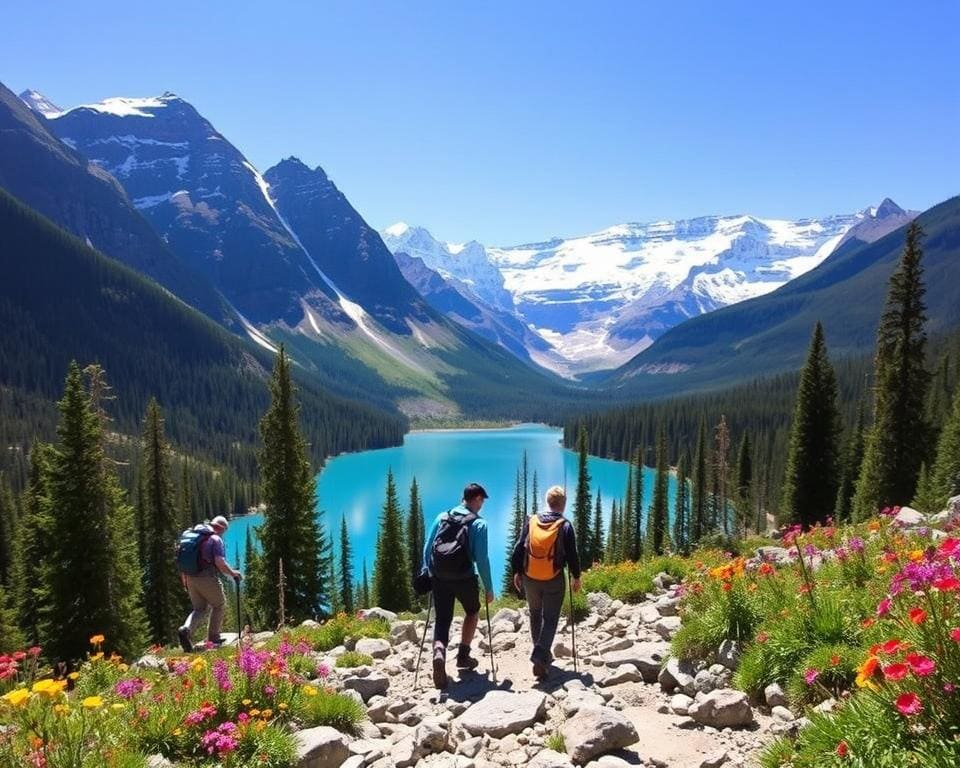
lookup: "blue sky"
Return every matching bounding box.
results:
[4,1,958,244]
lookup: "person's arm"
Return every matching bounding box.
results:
[470,519,494,598]
[511,520,529,575]
[211,536,241,580]
[422,514,440,573]
[564,520,582,580]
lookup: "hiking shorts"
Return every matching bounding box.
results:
[432,575,480,645]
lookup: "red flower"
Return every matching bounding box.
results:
[756,632,769,644]
[908,607,927,625]
[721,581,732,592]
[905,653,936,677]
[836,741,849,758]
[879,639,906,655]
[895,692,922,716]
[882,663,909,681]
[830,654,841,667]
[939,538,960,558]
[950,628,960,643]
[933,577,960,592]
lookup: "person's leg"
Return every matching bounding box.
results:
[536,573,567,664]
[180,577,210,650]
[456,577,482,668]
[201,577,227,642]
[523,575,545,650]
[432,582,456,688]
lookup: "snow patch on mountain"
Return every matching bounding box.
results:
[60,94,180,119]
[18,89,62,118]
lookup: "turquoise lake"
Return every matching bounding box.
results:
[227,424,675,589]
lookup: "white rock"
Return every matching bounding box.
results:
[772,706,795,722]
[562,689,606,716]
[390,735,417,768]
[763,683,788,709]
[894,506,925,526]
[602,643,667,682]
[295,726,350,768]
[670,693,694,715]
[561,706,639,765]
[458,691,548,738]
[529,749,576,768]
[700,750,729,768]
[493,607,523,631]
[146,756,174,768]
[360,607,398,622]
[340,757,365,768]
[654,616,682,640]
[659,657,697,695]
[688,689,754,729]
[599,664,643,687]
[638,605,662,624]
[344,673,389,701]
[458,736,484,757]
[414,718,449,757]
[355,638,392,659]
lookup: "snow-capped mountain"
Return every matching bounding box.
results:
[17,89,61,118]
[382,203,916,375]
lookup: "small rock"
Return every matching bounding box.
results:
[772,706,795,722]
[355,638,392,659]
[458,736,484,757]
[670,693,694,715]
[343,673,389,702]
[296,726,350,768]
[599,664,642,687]
[659,657,697,695]
[458,691,548,738]
[341,757,365,768]
[414,718,449,757]
[359,607,398,622]
[562,690,606,717]
[763,683,788,709]
[390,736,418,768]
[654,616,682,640]
[654,595,680,616]
[717,640,741,671]
[529,749,575,768]
[133,655,166,671]
[894,506,925,527]
[390,621,419,644]
[493,607,523,631]
[602,643,667,683]
[814,698,837,714]
[638,605,662,624]
[652,572,677,591]
[146,756,174,768]
[700,750,729,768]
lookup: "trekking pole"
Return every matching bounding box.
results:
[413,594,433,690]
[485,599,497,683]
[234,575,242,650]
[567,569,578,674]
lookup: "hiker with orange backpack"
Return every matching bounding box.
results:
[511,485,582,680]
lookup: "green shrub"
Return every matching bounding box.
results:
[306,615,390,652]
[785,644,860,708]
[545,731,566,753]
[335,651,373,668]
[583,556,690,604]
[298,690,366,734]
[672,581,762,662]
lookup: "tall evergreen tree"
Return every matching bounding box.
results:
[0,584,23,653]
[713,416,731,534]
[648,426,669,555]
[407,477,425,582]
[374,469,411,612]
[522,451,529,518]
[691,417,709,544]
[591,490,604,564]
[573,425,593,567]
[734,433,753,534]
[38,362,147,660]
[180,460,194,526]
[606,499,619,564]
[673,453,690,554]
[926,353,952,446]
[632,448,644,559]
[0,473,15,586]
[339,515,354,614]
[621,464,635,560]
[503,469,525,593]
[255,346,323,624]
[930,382,960,506]
[531,471,539,516]
[140,399,184,643]
[834,402,866,522]
[243,527,262,628]
[361,560,371,610]
[11,444,51,646]
[854,223,930,519]
[781,323,842,527]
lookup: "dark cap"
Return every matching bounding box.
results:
[463,482,489,502]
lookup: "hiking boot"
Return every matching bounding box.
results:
[455,646,479,670]
[432,648,448,689]
[205,636,226,648]
[532,661,549,680]
[177,627,193,653]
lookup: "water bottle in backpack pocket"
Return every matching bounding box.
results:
[176,524,213,576]
[431,511,477,581]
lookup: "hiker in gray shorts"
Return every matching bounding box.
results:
[177,515,242,651]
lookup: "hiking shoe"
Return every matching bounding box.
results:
[456,649,479,670]
[532,661,549,680]
[177,627,193,653]
[432,649,448,689]
[205,636,226,648]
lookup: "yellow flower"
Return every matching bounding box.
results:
[908,549,924,562]
[54,704,70,716]
[82,696,104,710]
[111,703,125,711]
[249,708,261,716]
[173,728,182,737]
[89,634,105,646]
[119,664,129,672]
[90,652,104,661]
[31,679,66,699]
[302,685,318,697]
[2,688,30,708]
[68,672,80,681]
[190,657,207,672]
[242,698,253,706]
[261,708,273,719]
[278,703,288,711]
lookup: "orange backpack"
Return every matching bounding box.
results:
[524,517,565,581]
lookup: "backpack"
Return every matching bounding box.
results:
[524,517,565,581]
[175,525,214,576]
[431,511,478,581]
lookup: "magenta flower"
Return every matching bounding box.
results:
[848,537,865,554]
[876,598,892,617]
[317,662,332,679]
[213,659,232,691]
[114,678,145,699]
[804,668,820,685]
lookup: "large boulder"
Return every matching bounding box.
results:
[894,506,925,527]
[359,607,397,622]
[342,673,389,702]
[602,643,667,682]
[659,657,697,695]
[296,726,350,768]
[688,689,754,728]
[458,690,548,738]
[492,607,523,631]
[354,638,392,659]
[561,706,639,765]
[390,621,419,644]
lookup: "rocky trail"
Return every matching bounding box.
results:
[296,575,790,768]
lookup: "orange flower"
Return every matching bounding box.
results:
[758,563,775,576]
[856,656,879,689]
[908,607,927,625]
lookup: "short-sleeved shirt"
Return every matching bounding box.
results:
[199,534,225,576]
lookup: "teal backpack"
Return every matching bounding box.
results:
[176,525,214,575]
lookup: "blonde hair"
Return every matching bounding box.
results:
[545,485,567,511]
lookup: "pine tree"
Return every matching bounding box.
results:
[591,490,604,564]
[734,433,753,535]
[781,323,842,528]
[854,223,930,519]
[140,399,185,643]
[0,473,15,586]
[11,444,51,646]
[339,515,354,614]
[243,527,262,628]
[573,425,592,568]
[912,464,940,515]
[38,362,147,661]
[632,448,644,559]
[361,560,371,609]
[834,402,866,522]
[522,451,529,518]
[255,346,323,624]
[673,454,690,554]
[648,426,669,555]
[531,471,539,516]
[606,499,619,564]
[621,464,635,560]
[691,417,709,544]
[930,382,960,506]
[374,469,411,612]
[713,416,731,534]
[926,353,952,446]
[503,469,525,593]
[180,461,194,526]
[407,477,425,582]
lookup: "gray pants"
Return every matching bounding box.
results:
[523,572,566,665]
[181,574,226,641]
